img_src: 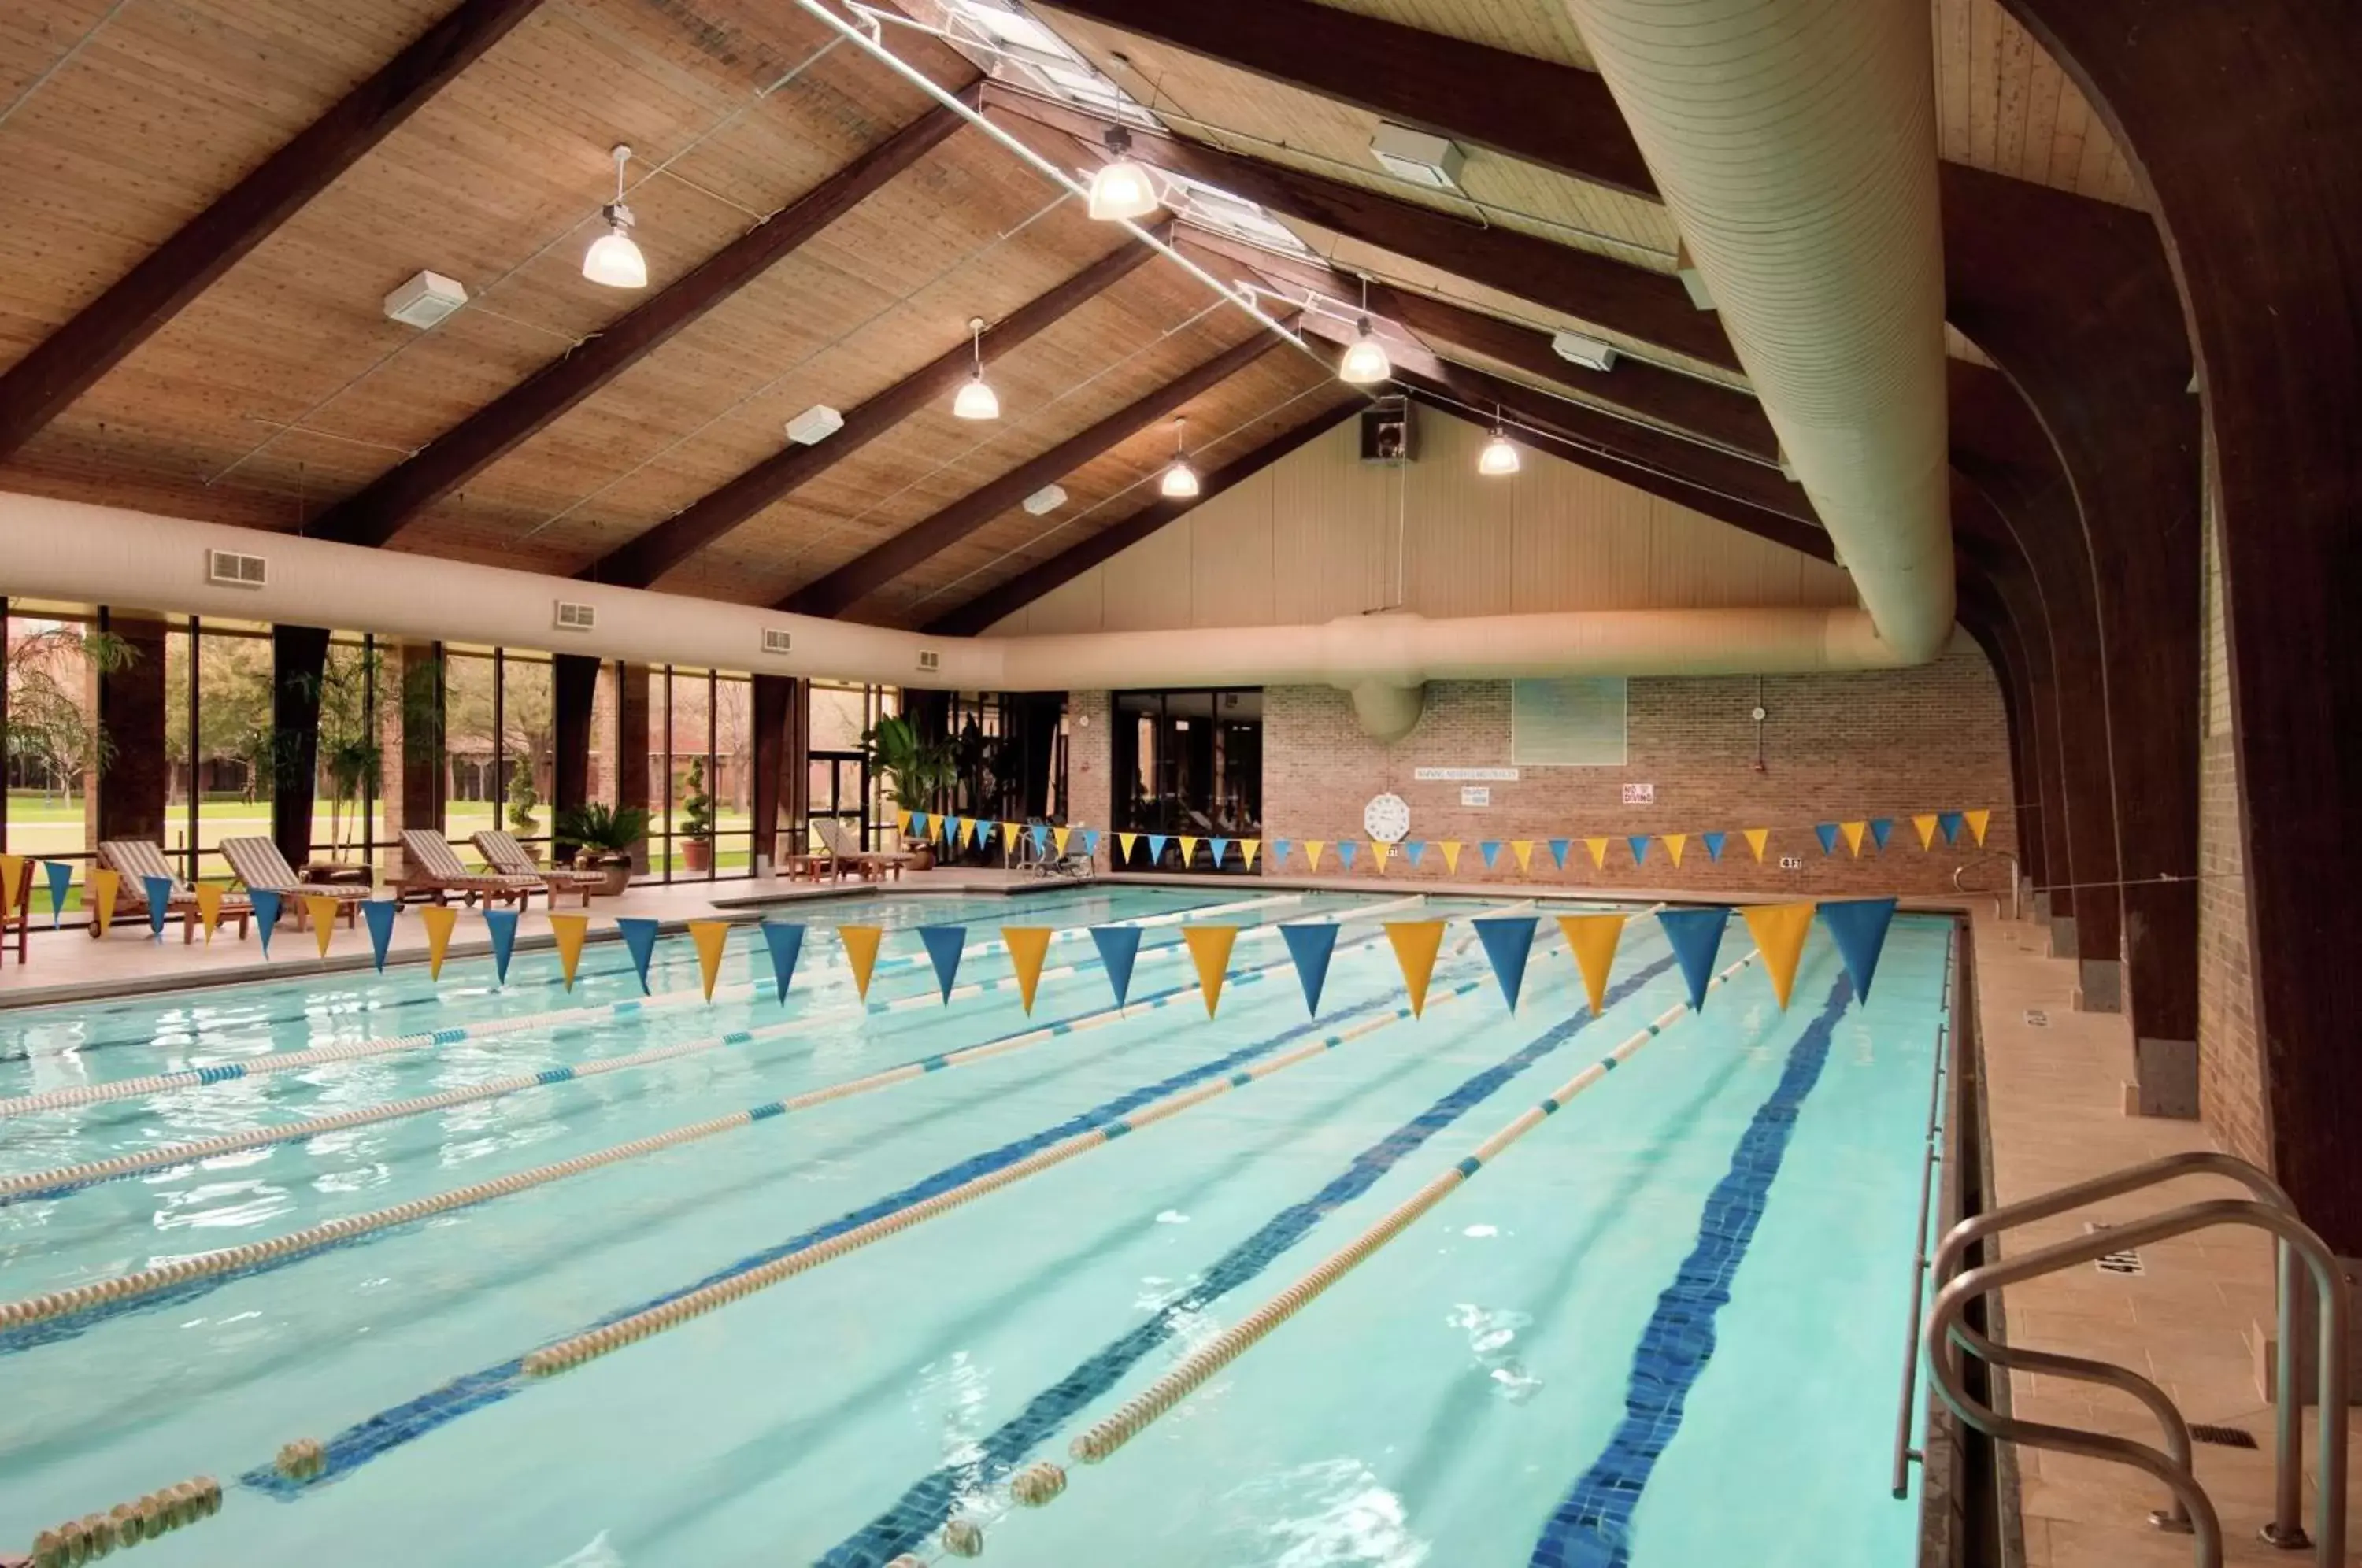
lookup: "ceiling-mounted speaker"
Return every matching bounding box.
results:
[383,270,468,329]
[1359,395,1413,464]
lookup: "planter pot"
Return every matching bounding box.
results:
[584,856,632,897]
[682,838,715,873]
[907,842,935,871]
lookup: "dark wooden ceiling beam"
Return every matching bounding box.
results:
[313,89,979,549]
[780,325,1296,618]
[586,224,1157,588]
[1031,0,1656,198]
[0,0,553,463]
[924,400,1362,634]
[982,87,1737,372]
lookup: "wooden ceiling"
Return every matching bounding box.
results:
[0,0,2164,636]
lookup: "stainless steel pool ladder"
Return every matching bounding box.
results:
[1950,853,2020,922]
[1920,1150,2348,1567]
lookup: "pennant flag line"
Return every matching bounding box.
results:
[1664,833,1687,869]
[417,902,455,978]
[1937,811,1964,845]
[1147,833,1169,864]
[1386,920,1445,1017]
[1004,822,1024,856]
[1271,838,1293,869]
[1179,834,1199,867]
[617,917,660,994]
[1745,828,1770,863]
[1840,820,1868,857]
[1082,829,1102,858]
[762,923,805,1003]
[1241,839,1261,869]
[1869,818,1894,851]
[1437,839,1461,875]
[1474,915,1537,1013]
[1002,926,1052,1013]
[1627,834,1651,867]
[1512,840,1535,873]
[1815,823,1841,856]
[1585,838,1609,870]
[143,875,173,938]
[1913,814,1939,850]
[1280,923,1338,1017]
[1183,925,1238,1017]
[839,925,883,1001]
[688,921,731,1002]
[1965,809,1991,846]
[1208,837,1228,868]
[549,912,590,990]
[251,889,283,957]
[88,868,120,937]
[1053,826,1073,856]
[1370,841,1393,873]
[1548,839,1570,871]
[43,860,72,926]
[362,899,399,972]
[1557,913,1627,1016]
[1403,841,1427,868]
[919,925,967,1004]
[1303,840,1327,871]
[193,883,226,944]
[1701,830,1727,863]
[1822,898,1898,1000]
[483,907,520,987]
[1117,831,1138,864]
[0,853,21,918]
[1739,903,1816,1010]
[1480,841,1502,871]
[306,896,341,958]
[1657,907,1732,1010]
[1090,925,1143,1009]
[1337,842,1358,871]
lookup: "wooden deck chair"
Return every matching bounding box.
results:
[98,841,254,942]
[472,830,602,907]
[217,837,369,930]
[396,830,541,908]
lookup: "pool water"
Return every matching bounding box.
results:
[0,886,1953,1566]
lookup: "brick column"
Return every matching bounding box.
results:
[751,674,798,871]
[1068,690,1112,868]
[380,641,445,879]
[616,663,652,874]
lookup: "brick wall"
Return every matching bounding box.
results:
[1068,688,1112,853]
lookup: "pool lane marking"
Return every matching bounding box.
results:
[1061,943,1765,1472]
[0,895,1326,1122]
[1526,967,1853,1568]
[0,928,1402,1337]
[814,937,1683,1567]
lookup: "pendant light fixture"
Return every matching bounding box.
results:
[952,316,999,420]
[1087,126,1161,222]
[1338,276,1392,384]
[1478,407,1521,475]
[1160,416,1201,498]
[582,144,648,290]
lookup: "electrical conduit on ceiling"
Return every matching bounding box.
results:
[1555,0,1956,662]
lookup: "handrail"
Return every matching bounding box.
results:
[1951,852,2020,921]
[1890,957,1956,1496]
[1929,1194,2349,1567]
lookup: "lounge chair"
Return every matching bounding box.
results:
[97,841,254,942]
[218,837,369,930]
[397,830,542,908]
[815,816,908,882]
[472,830,602,907]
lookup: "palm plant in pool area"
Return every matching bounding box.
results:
[555,802,651,894]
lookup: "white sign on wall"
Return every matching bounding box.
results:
[1461,786,1491,808]
[1780,855,1805,871]
[1413,767,1520,782]
[1620,782,1656,805]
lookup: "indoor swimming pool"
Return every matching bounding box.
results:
[0,886,1954,1566]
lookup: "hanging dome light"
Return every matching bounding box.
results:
[1339,316,1391,384]
[582,145,648,289]
[1479,407,1520,475]
[952,316,999,420]
[1087,126,1161,222]
[1160,416,1201,498]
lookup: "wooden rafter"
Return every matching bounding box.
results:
[586,224,1160,588]
[779,324,1297,618]
[314,89,980,550]
[0,0,552,463]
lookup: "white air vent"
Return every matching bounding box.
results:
[1023,483,1068,516]
[785,405,843,446]
[553,600,598,632]
[1370,123,1466,190]
[1550,331,1620,373]
[916,649,941,673]
[383,270,468,330]
[205,548,268,587]
[761,627,794,656]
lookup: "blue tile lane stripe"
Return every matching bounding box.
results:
[814,948,1680,1567]
[228,944,1427,1497]
[1525,968,1852,1568]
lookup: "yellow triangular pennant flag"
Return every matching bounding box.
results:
[839,924,883,1000]
[1744,827,1771,863]
[689,920,731,1001]
[1178,834,1201,867]
[1557,913,1627,1015]
[0,853,21,916]
[932,814,949,843]
[1966,808,1991,846]
[1912,814,1939,850]
[420,904,459,979]
[1385,920,1446,1016]
[1740,902,1817,1011]
[1512,840,1534,873]
[1116,831,1138,864]
[550,912,590,990]
[1303,840,1327,871]
[1001,926,1053,1014]
[1370,841,1393,873]
[1840,820,1868,857]
[88,867,120,937]
[896,809,912,834]
[1664,833,1687,869]
[306,896,340,957]
[1583,837,1610,871]
[1000,821,1020,854]
[1052,826,1072,855]
[193,882,225,942]
[1183,925,1238,1018]
[1439,841,1461,874]
[1241,839,1261,868]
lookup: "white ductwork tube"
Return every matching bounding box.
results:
[1557,0,1956,661]
[0,493,1912,705]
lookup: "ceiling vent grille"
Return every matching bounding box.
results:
[916,649,941,673]
[761,628,794,655]
[553,600,598,632]
[205,548,268,587]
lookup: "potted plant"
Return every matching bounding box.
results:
[554,802,650,896]
[679,755,716,872]
[858,715,953,870]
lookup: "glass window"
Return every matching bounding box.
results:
[501,652,553,849]
[443,649,498,851]
[1111,687,1262,871]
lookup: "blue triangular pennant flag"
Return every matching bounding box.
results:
[1814,823,1841,856]
[1869,817,1894,851]
[1209,837,1229,867]
[44,860,73,926]
[1279,923,1338,1016]
[1701,830,1727,863]
[143,875,174,937]
[1147,834,1169,863]
[1081,829,1101,856]
[1474,915,1538,1012]
[1028,824,1050,854]
[1548,838,1571,870]
[1090,925,1142,1008]
[762,923,805,1003]
[483,907,519,987]
[910,812,929,841]
[1657,907,1732,1011]
[1337,841,1359,870]
[616,916,660,995]
[946,816,966,849]
[1479,841,1503,869]
[1822,897,1899,1001]
[250,888,282,956]
[1937,811,1964,845]
[1404,840,1427,867]
[919,925,965,1003]
[1627,834,1651,866]
[1270,838,1292,868]
[362,899,399,971]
